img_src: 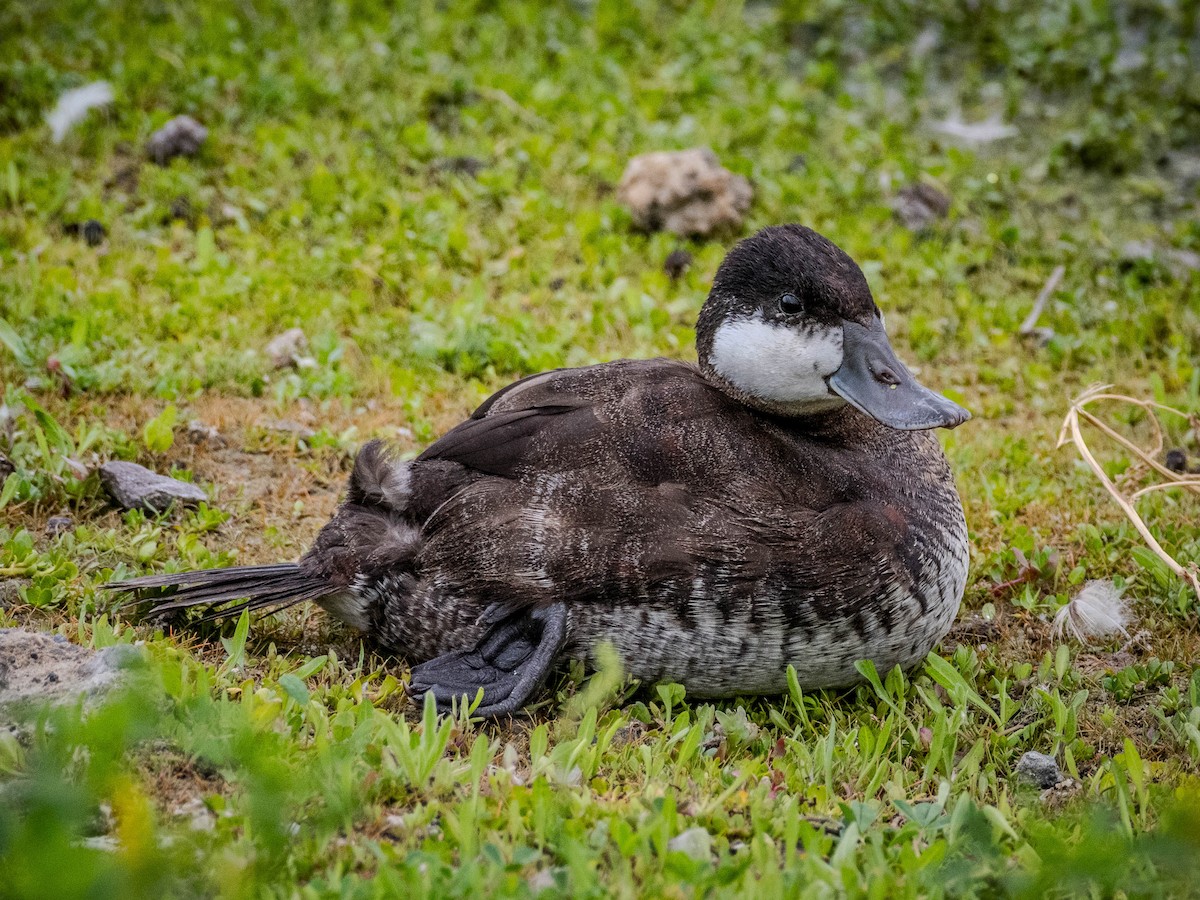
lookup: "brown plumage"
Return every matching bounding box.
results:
[105,225,971,717]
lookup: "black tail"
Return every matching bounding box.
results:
[101,563,334,623]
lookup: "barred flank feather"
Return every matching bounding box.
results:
[102,563,333,623]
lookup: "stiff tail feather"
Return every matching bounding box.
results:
[101,563,333,623]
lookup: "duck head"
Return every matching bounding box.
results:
[696,225,970,430]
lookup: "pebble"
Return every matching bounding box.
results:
[46,515,74,536]
[264,420,317,441]
[1015,750,1062,789]
[99,460,208,512]
[64,219,107,246]
[663,248,694,281]
[146,115,208,165]
[0,629,144,713]
[265,328,310,369]
[186,420,224,446]
[892,183,951,231]
[618,148,753,238]
[430,156,487,177]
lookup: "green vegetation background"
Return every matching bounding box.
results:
[2,0,1200,896]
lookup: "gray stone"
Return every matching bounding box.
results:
[664,248,693,281]
[99,460,207,512]
[185,420,224,446]
[265,327,311,369]
[893,183,951,231]
[0,629,144,716]
[263,419,317,441]
[1015,750,1062,789]
[430,156,487,177]
[146,115,208,165]
[46,515,74,536]
[617,148,753,238]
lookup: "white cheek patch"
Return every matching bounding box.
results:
[710,314,844,406]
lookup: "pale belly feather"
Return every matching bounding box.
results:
[565,523,968,697]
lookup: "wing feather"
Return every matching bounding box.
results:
[417,402,596,476]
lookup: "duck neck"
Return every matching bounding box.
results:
[699,363,848,419]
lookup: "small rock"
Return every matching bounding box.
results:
[663,248,693,281]
[0,629,143,715]
[263,420,317,441]
[617,148,753,238]
[146,115,208,165]
[99,461,207,512]
[167,196,193,223]
[64,219,107,246]
[1015,750,1062,789]
[892,183,951,231]
[1165,448,1188,473]
[667,826,712,861]
[83,220,106,246]
[1040,777,1083,809]
[0,452,13,482]
[46,515,74,536]
[185,420,224,447]
[265,328,310,370]
[430,156,487,177]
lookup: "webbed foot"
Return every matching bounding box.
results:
[408,602,568,718]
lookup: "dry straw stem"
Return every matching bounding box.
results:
[1057,384,1200,602]
[1019,264,1065,339]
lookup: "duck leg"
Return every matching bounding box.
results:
[408,602,568,717]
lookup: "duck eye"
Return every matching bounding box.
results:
[779,293,804,314]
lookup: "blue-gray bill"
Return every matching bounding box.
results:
[829,319,971,431]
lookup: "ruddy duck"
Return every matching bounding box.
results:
[108,225,970,717]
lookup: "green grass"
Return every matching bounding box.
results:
[2,0,1200,896]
